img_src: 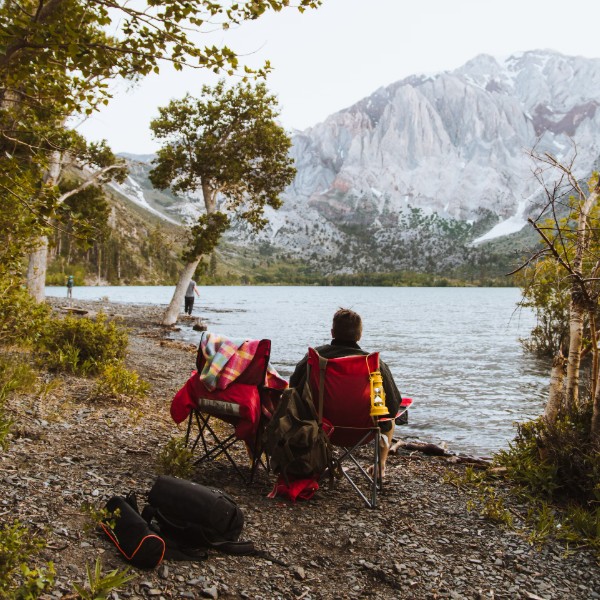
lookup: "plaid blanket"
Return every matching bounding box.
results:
[199,332,287,391]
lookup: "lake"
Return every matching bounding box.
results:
[46,285,548,457]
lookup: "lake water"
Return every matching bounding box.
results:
[46,285,549,457]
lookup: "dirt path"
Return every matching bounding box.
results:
[1,298,598,600]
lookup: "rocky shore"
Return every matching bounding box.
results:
[1,298,599,600]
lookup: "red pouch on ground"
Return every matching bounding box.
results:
[267,475,319,502]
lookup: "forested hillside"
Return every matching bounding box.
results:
[47,183,184,286]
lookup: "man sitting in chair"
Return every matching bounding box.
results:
[289,308,402,478]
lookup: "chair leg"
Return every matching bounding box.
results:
[370,431,380,509]
[184,410,250,482]
[331,430,381,509]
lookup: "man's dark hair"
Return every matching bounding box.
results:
[332,308,362,342]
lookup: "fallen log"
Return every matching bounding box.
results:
[390,439,449,456]
[390,439,492,467]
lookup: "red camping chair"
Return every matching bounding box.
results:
[170,336,283,483]
[307,347,400,508]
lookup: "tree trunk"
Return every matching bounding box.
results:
[545,350,566,424]
[161,180,216,326]
[565,297,585,411]
[161,258,201,326]
[26,149,62,301]
[26,236,49,302]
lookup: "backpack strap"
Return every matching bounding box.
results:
[316,355,327,423]
[305,353,327,424]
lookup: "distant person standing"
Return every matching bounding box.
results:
[184,279,200,315]
[66,275,74,299]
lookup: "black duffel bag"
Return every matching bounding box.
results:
[144,475,251,554]
[101,495,166,569]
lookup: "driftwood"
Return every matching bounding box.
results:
[390,439,492,467]
[390,439,449,456]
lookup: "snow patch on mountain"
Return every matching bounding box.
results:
[109,177,179,225]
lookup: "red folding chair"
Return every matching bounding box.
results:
[171,337,283,483]
[307,347,400,508]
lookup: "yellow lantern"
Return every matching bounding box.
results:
[369,371,388,417]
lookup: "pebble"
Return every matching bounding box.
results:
[201,586,218,599]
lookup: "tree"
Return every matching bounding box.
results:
[0,0,321,299]
[24,140,128,300]
[149,80,296,325]
[515,150,600,443]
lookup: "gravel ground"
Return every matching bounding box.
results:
[1,298,598,600]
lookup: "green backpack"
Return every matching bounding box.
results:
[263,382,334,483]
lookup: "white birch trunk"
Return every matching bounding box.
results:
[26,236,49,302]
[25,149,62,301]
[161,258,201,326]
[565,298,585,411]
[545,350,566,424]
[161,179,216,326]
[563,182,600,412]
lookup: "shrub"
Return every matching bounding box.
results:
[93,362,150,402]
[39,313,128,375]
[0,278,50,347]
[157,436,195,479]
[0,521,54,599]
[494,405,600,551]
[495,406,600,505]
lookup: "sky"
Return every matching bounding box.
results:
[77,0,600,154]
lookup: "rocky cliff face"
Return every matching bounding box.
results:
[287,50,600,222]
[121,50,600,276]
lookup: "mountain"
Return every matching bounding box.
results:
[119,50,600,280]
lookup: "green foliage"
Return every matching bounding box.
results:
[0,0,319,297]
[492,407,600,551]
[467,489,514,526]
[496,408,600,505]
[516,254,571,357]
[80,503,120,535]
[0,278,50,346]
[54,178,111,252]
[157,436,195,479]
[48,208,183,286]
[39,313,128,376]
[0,521,54,599]
[558,506,600,547]
[72,558,134,600]
[450,467,514,526]
[0,356,36,450]
[526,501,557,547]
[185,212,231,264]
[93,362,150,402]
[45,263,87,286]
[150,80,296,264]
[14,563,56,600]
